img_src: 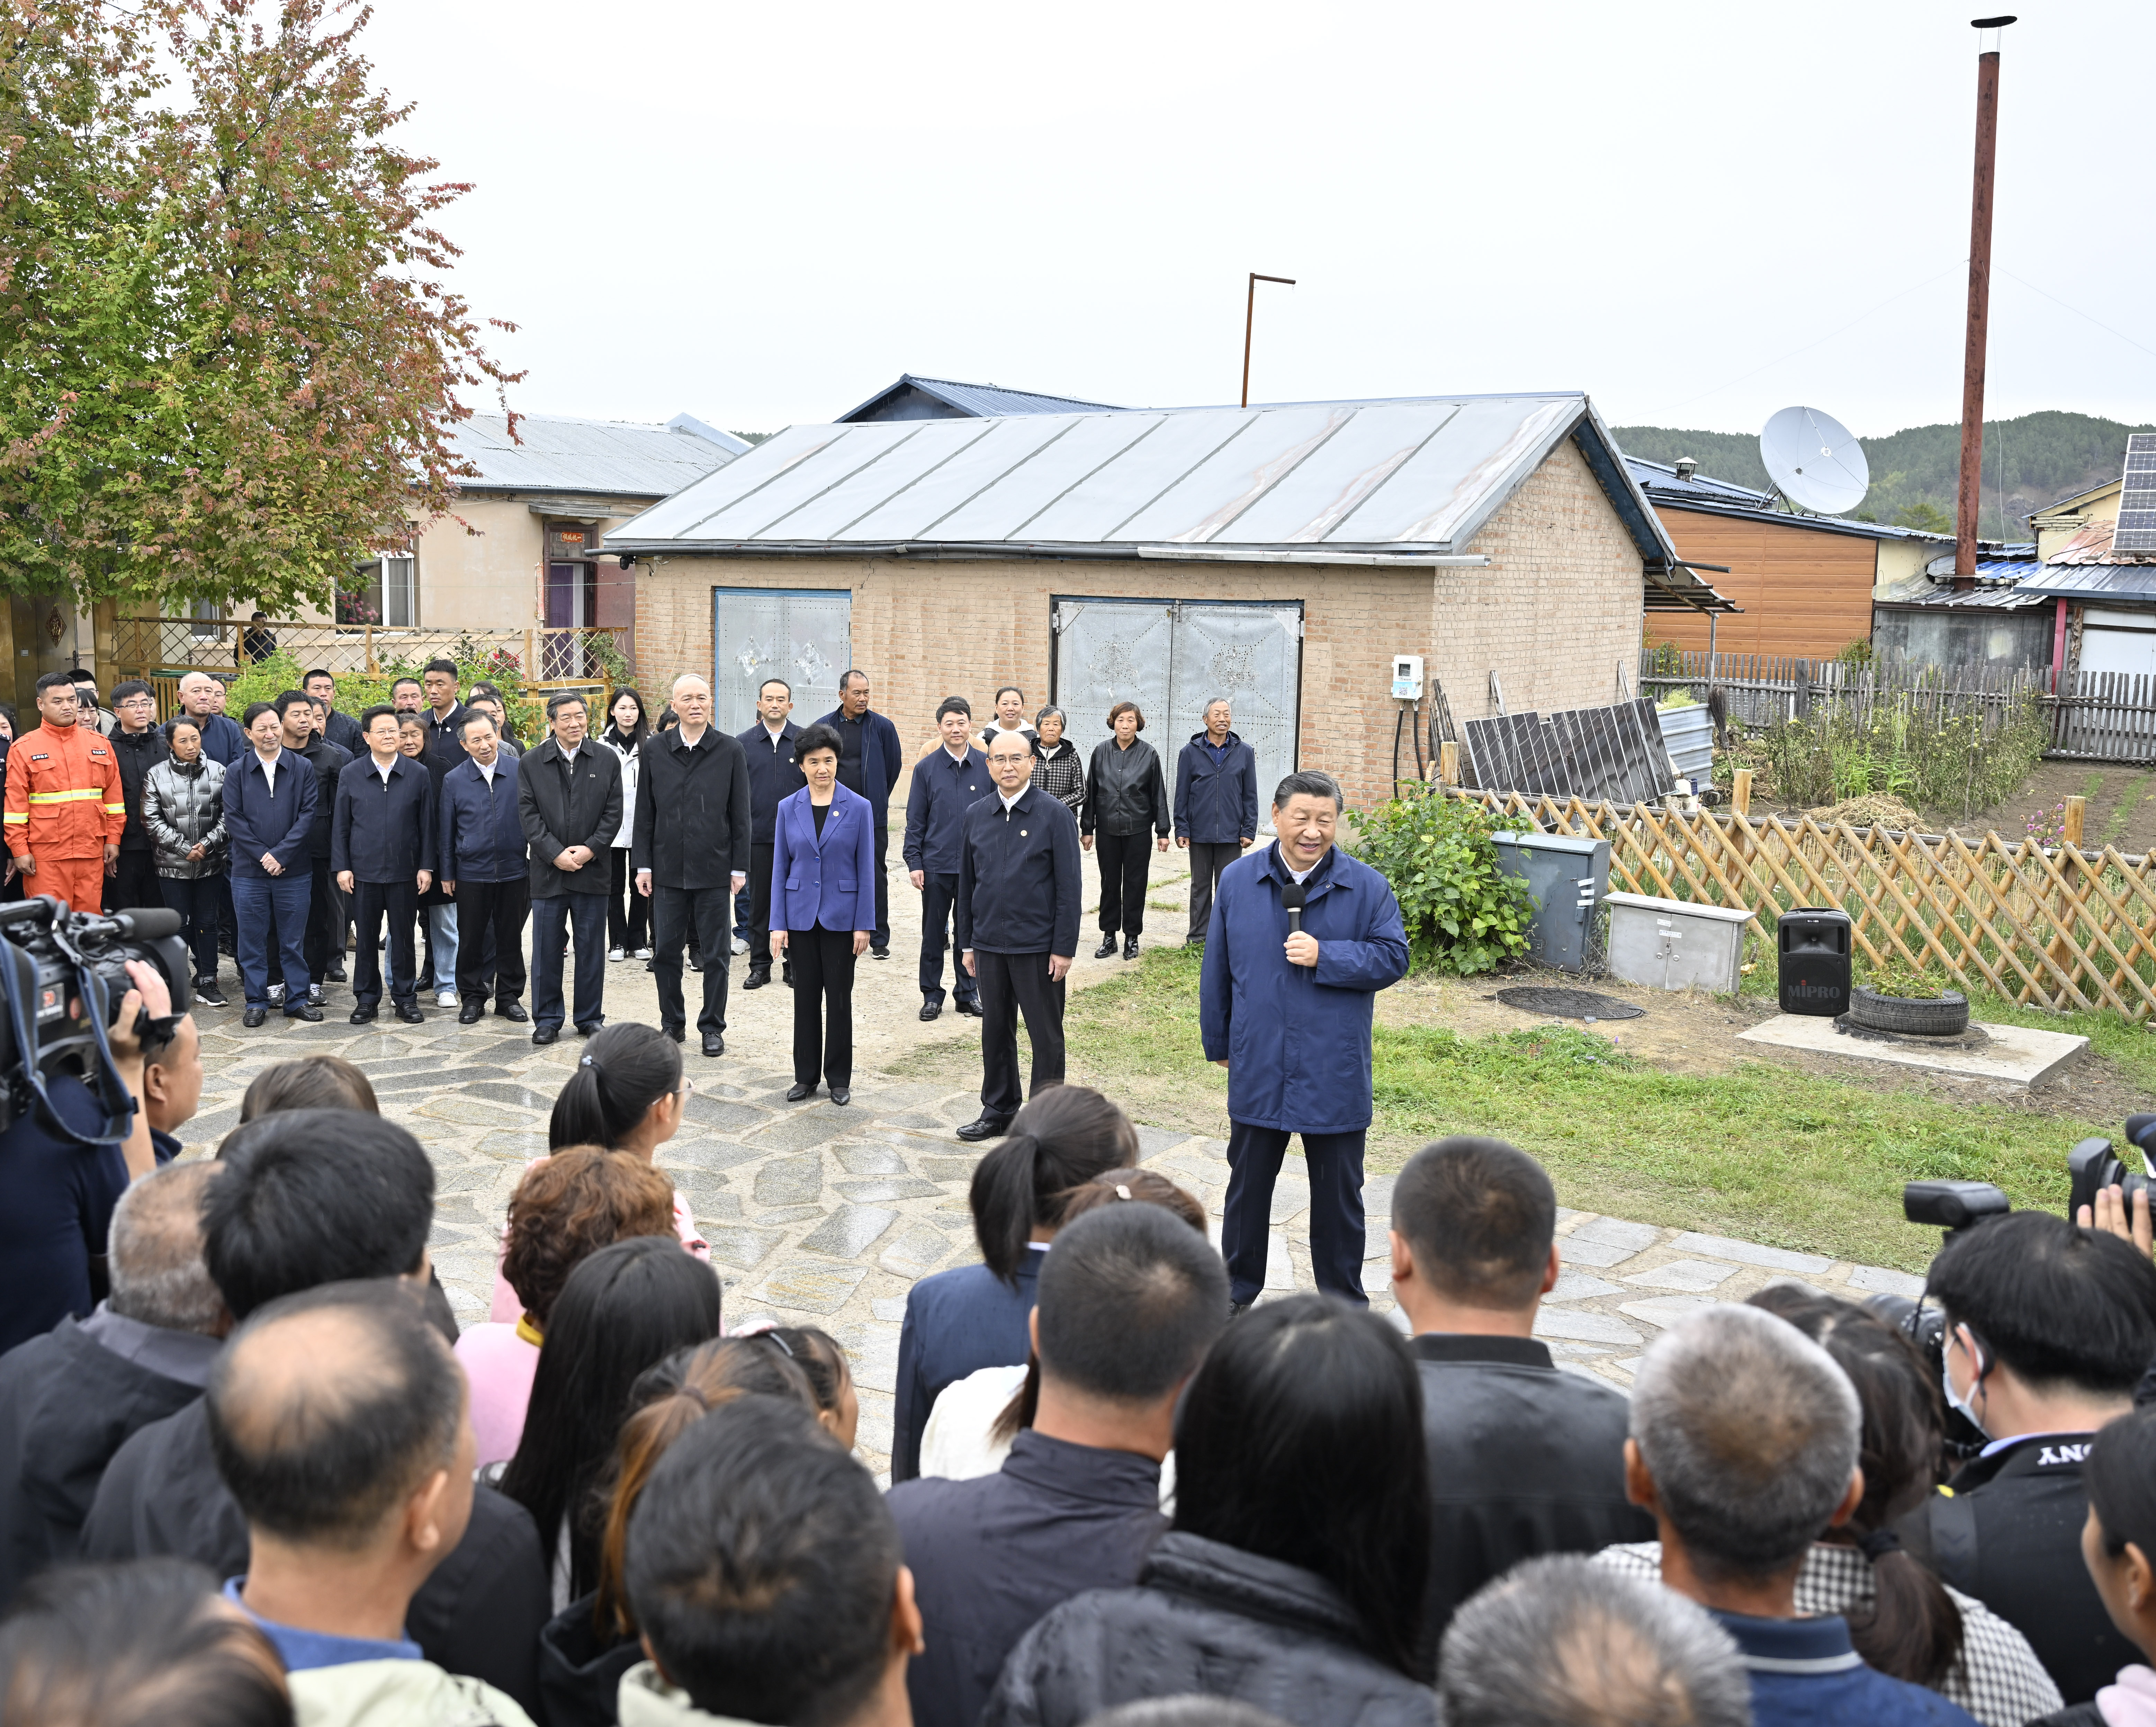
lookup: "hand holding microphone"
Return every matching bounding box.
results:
[1281,882,1319,969]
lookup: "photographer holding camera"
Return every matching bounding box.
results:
[1899,1209,2156,1706]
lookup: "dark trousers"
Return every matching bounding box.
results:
[607,849,648,952]
[652,884,731,1036]
[303,858,344,983]
[158,876,221,984]
[1186,841,1241,940]
[747,843,776,974]
[872,823,890,948]
[1221,1121,1370,1307]
[456,878,530,1005]
[351,878,418,1009]
[917,872,977,1006]
[789,925,856,1087]
[214,870,234,952]
[108,849,160,913]
[974,948,1064,1118]
[532,891,607,1032]
[1095,831,1154,936]
[232,872,311,1010]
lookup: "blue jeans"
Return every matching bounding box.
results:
[427,902,459,992]
[531,892,606,1032]
[232,871,311,1010]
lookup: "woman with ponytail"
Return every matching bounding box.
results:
[891,1085,1138,1482]
[1598,1286,2063,1726]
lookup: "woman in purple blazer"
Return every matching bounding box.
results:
[769,723,879,1106]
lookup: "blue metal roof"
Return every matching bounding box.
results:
[449,412,743,497]
[836,374,1125,423]
[1922,555,2047,581]
[2015,564,2156,603]
[1622,455,1956,546]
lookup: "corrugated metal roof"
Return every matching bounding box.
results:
[836,374,1125,423]
[1623,456,1773,510]
[2017,563,2156,601]
[1921,555,2048,580]
[2044,517,2156,567]
[449,412,744,497]
[1876,572,2050,609]
[1621,456,1952,546]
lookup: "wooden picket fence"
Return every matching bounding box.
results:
[1638,649,2044,735]
[1445,786,2156,1020]
[2050,669,2156,762]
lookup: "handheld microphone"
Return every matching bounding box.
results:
[1281,880,1306,935]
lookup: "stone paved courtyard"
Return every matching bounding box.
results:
[174,851,1926,1479]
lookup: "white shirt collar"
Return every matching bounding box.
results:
[998,787,1026,812]
[943,744,971,763]
[371,753,399,782]
[475,755,498,783]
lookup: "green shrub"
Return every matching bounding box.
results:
[1348,792,1535,974]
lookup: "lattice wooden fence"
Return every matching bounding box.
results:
[1445,787,2156,1020]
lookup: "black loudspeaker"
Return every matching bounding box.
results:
[1779,907,1852,1017]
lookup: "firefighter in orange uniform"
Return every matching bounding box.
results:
[6,672,124,913]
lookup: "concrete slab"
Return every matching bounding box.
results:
[1737,1014,2087,1089]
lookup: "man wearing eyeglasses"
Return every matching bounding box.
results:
[105,681,169,914]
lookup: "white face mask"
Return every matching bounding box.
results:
[1943,1331,1989,1438]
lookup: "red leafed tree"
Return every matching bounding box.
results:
[0,0,519,613]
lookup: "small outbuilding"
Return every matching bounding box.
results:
[602,393,1726,817]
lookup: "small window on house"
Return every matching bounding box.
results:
[188,599,222,640]
[347,554,418,628]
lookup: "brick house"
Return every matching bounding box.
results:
[599,394,1726,819]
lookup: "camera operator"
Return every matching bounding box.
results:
[1899,1209,2156,1706]
[0,958,180,1356]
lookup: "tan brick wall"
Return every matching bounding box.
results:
[634,436,1646,813]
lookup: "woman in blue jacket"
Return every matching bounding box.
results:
[769,724,877,1106]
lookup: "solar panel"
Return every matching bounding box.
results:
[2117,432,2156,553]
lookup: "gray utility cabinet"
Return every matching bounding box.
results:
[1492,831,1611,973]
[1603,891,1753,994]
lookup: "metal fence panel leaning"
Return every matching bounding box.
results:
[1442,786,2156,1021]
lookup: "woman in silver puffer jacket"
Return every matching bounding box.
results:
[142,715,228,999]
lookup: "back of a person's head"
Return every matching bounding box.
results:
[204,1113,433,1319]
[594,1336,821,1637]
[2088,1406,2156,1565]
[236,1055,378,1124]
[500,1237,722,1598]
[206,1281,463,1551]
[1037,1205,1227,1404]
[503,1146,676,1327]
[1926,1208,2156,1396]
[969,1085,1138,1281]
[0,1557,291,1727]
[628,1396,896,1726]
[1054,1169,1209,1236]
[1631,1302,1860,1584]
[1173,1293,1429,1679]
[548,1024,683,1151]
[107,1163,225,1336]
[1438,1555,1751,1727]
[1080,1704,1295,1727]
[1391,1136,1554,1308]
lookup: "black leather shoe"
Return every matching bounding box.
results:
[285,1003,324,1023]
[531,1025,559,1045]
[497,1001,529,1022]
[395,1001,424,1024]
[662,1023,684,1044]
[786,1082,816,1102]
[688,952,703,973]
[348,1006,377,1024]
[919,999,941,1021]
[1094,936,1118,958]
[782,961,793,985]
[956,1113,1012,1143]
[955,997,983,1018]
[701,1032,725,1058]
[1124,937,1140,960]
[743,968,769,991]
[325,966,347,983]
[242,1006,267,1028]
[1229,1299,1255,1319]
[575,1019,604,1036]
[458,1002,485,1025]
[829,1086,851,1107]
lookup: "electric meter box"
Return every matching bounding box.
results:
[1390,654,1424,701]
[1491,831,1610,973]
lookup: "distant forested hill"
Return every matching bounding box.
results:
[1612,410,2154,539]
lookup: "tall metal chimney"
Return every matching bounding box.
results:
[1956,17,2015,582]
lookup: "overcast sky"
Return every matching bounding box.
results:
[360,1,2154,441]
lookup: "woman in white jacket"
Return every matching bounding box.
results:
[600,688,651,961]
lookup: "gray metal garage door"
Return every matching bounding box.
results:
[1051,597,1303,834]
[711,588,852,733]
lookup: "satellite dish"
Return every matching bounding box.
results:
[1760,406,1870,516]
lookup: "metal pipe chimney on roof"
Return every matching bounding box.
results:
[1674,457,1698,481]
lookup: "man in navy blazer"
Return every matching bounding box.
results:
[224,702,320,1028]
[816,669,901,958]
[332,705,435,1026]
[903,696,989,1023]
[437,710,529,1026]
[955,730,1083,1142]
[736,677,804,992]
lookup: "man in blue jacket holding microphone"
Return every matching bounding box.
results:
[1200,769,1409,1312]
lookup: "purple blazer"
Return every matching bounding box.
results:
[769,783,879,933]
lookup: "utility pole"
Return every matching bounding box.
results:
[1241,273,1296,409]
[1956,16,2014,581]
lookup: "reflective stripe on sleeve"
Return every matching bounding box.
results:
[27,788,105,805]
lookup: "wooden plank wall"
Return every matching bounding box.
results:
[1646,509,1878,661]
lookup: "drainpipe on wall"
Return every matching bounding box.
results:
[2052,597,2068,693]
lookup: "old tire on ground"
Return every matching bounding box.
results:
[1847,986,1969,1038]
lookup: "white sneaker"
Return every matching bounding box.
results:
[608,946,627,963]
[731,935,749,955]
[633,947,653,961]
[436,989,457,1008]
[267,984,285,1005]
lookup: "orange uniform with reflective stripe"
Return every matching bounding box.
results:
[6,719,124,860]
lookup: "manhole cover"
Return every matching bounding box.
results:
[1494,987,1644,1022]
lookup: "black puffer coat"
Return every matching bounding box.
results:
[1080,737,1169,839]
[982,1531,1436,1727]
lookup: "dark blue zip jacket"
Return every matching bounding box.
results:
[222,748,318,880]
[193,713,247,769]
[438,754,527,885]
[813,706,902,822]
[1198,842,1409,1134]
[735,719,805,844]
[330,753,435,883]
[956,786,1083,957]
[1173,730,1259,844]
[902,744,990,875]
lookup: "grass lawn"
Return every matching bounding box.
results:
[968,947,2156,1274]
